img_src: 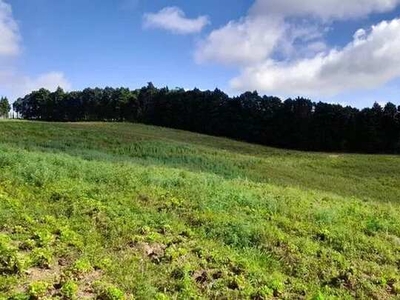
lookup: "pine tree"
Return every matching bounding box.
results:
[0,97,11,118]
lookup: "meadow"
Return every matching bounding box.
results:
[0,120,399,299]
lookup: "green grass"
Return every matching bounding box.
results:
[0,120,400,299]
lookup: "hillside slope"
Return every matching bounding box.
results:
[0,121,400,299]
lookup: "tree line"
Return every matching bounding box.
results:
[12,83,400,153]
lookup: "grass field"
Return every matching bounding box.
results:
[0,120,400,299]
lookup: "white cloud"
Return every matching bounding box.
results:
[231,19,400,95]
[0,1,70,100]
[143,7,209,34]
[195,0,400,96]
[196,0,400,67]
[195,16,328,66]
[195,17,283,66]
[0,0,20,56]
[251,0,400,20]
[0,70,71,99]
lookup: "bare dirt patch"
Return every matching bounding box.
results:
[129,241,166,263]
[77,270,103,299]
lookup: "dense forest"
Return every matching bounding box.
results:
[12,83,400,153]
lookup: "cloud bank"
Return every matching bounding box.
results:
[196,0,400,96]
[231,19,400,95]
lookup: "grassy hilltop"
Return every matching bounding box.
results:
[0,120,400,299]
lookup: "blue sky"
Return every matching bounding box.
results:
[1,0,400,108]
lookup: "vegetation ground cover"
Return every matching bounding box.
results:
[13,85,400,154]
[0,120,399,299]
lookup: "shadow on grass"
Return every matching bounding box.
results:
[1,120,400,203]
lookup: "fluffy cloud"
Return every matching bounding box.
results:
[196,0,400,96]
[195,17,283,66]
[0,0,20,56]
[231,19,400,95]
[195,16,327,66]
[251,0,400,20]
[143,7,209,34]
[0,0,70,100]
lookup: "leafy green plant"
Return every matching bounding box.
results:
[28,281,50,299]
[19,239,36,251]
[68,258,93,279]
[30,248,52,269]
[7,293,30,300]
[0,245,21,275]
[0,121,400,299]
[94,282,125,300]
[32,230,54,247]
[60,281,78,299]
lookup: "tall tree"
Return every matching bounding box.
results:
[11,85,400,154]
[0,97,11,118]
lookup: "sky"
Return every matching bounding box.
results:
[1,0,400,108]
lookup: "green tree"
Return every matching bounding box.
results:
[0,97,11,118]
[10,84,400,154]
